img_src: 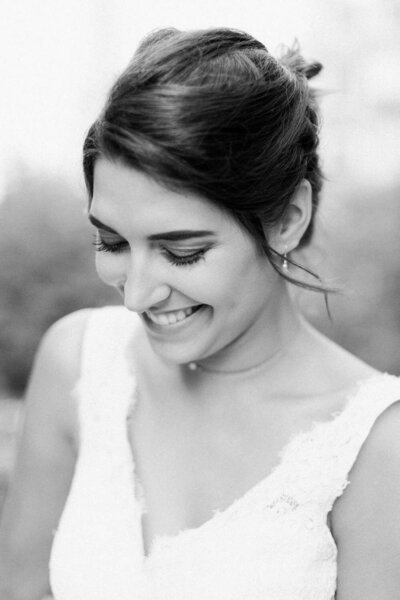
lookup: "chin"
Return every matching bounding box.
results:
[148,342,200,367]
[144,328,220,367]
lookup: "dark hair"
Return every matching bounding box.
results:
[83,27,330,292]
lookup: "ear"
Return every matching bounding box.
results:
[267,179,313,253]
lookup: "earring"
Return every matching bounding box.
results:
[282,245,289,270]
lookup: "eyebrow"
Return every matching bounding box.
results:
[88,214,216,241]
[88,214,118,234]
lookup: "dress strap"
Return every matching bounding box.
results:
[277,374,400,511]
[73,305,140,443]
[325,373,400,507]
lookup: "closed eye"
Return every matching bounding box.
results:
[92,236,128,254]
[92,235,208,267]
[162,248,206,267]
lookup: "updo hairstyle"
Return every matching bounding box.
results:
[83,27,327,292]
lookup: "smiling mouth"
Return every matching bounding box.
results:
[144,305,205,326]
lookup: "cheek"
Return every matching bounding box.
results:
[95,255,122,287]
[213,254,272,313]
[186,254,264,312]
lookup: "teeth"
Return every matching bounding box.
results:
[157,314,169,326]
[147,305,200,326]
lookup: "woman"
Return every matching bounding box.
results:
[1,27,400,600]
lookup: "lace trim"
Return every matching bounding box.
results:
[76,306,400,558]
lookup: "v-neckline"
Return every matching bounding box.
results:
[123,371,388,561]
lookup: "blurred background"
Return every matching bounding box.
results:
[0,0,399,511]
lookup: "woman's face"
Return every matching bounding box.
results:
[90,158,284,366]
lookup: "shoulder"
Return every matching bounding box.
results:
[37,305,141,400]
[42,304,127,345]
[35,307,94,382]
[333,390,400,521]
[25,308,106,447]
[41,307,94,351]
[38,305,128,371]
[346,389,400,491]
[331,386,400,597]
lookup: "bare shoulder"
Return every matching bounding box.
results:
[38,307,94,375]
[27,307,96,446]
[33,305,134,435]
[331,396,400,598]
[332,397,400,526]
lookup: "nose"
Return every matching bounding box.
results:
[121,257,171,314]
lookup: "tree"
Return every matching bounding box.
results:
[0,166,118,395]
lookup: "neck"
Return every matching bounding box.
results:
[187,288,303,377]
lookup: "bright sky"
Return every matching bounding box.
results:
[1,0,398,197]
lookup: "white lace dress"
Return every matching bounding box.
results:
[49,306,400,600]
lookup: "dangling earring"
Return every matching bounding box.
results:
[282,245,289,270]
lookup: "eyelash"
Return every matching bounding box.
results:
[91,236,206,267]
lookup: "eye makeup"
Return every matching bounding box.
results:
[92,235,128,254]
[92,233,209,267]
[161,247,207,267]
[89,212,216,267]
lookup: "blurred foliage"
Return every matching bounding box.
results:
[298,182,400,376]
[0,166,119,396]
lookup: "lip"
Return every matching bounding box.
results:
[142,304,208,335]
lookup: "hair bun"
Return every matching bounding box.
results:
[302,61,323,80]
[278,41,322,81]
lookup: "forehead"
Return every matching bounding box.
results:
[91,158,231,234]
